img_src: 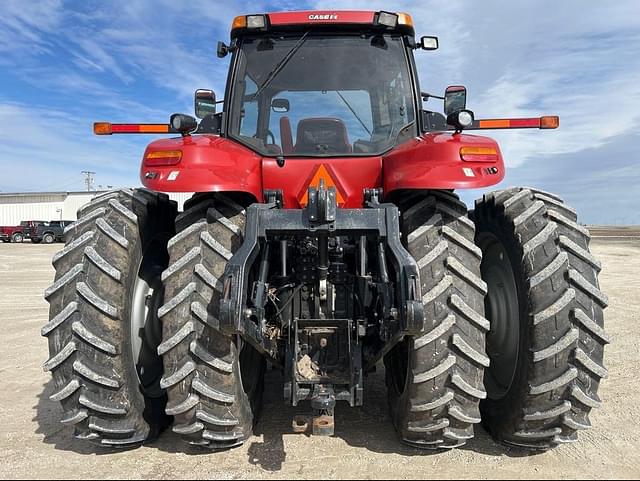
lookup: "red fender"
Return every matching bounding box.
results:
[383,132,505,193]
[140,135,263,200]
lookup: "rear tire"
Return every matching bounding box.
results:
[12,233,23,243]
[44,233,56,244]
[42,189,176,447]
[473,187,609,449]
[385,190,489,449]
[159,194,265,449]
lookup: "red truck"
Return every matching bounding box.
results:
[0,220,45,243]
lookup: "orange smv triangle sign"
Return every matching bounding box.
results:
[298,164,346,206]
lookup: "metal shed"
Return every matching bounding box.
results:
[0,191,193,225]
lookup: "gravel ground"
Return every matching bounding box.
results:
[0,238,638,479]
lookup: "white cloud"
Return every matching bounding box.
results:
[0,102,148,191]
[0,0,63,53]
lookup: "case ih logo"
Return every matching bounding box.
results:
[308,14,339,21]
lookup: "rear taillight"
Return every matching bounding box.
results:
[460,146,498,162]
[144,150,182,166]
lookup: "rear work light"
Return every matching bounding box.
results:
[376,11,399,27]
[247,15,267,29]
[144,150,182,166]
[232,14,267,30]
[375,11,413,28]
[460,146,499,162]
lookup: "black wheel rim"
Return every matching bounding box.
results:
[479,233,520,400]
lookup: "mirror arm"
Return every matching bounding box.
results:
[422,92,445,101]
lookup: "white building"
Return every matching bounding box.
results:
[0,191,192,226]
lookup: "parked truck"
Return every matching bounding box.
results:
[31,220,75,244]
[0,220,45,243]
[43,10,608,451]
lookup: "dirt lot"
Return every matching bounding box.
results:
[0,236,638,479]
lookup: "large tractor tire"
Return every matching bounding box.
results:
[42,189,176,447]
[385,190,490,449]
[473,188,609,448]
[159,194,265,449]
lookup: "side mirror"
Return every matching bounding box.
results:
[444,85,467,116]
[195,89,217,119]
[271,98,290,113]
[217,41,230,58]
[420,36,439,51]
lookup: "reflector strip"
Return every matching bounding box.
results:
[94,123,174,135]
[478,119,514,129]
[508,118,540,128]
[112,124,170,133]
[470,117,559,130]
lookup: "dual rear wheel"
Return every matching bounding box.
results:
[44,188,607,450]
[42,189,175,446]
[43,189,263,449]
[385,188,608,449]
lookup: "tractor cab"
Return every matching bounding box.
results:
[197,11,443,159]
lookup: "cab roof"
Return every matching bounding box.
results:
[231,10,415,38]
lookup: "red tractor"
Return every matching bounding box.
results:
[43,11,608,451]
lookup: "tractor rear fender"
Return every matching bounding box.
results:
[140,135,263,200]
[383,132,505,193]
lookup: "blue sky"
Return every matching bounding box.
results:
[0,0,638,223]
